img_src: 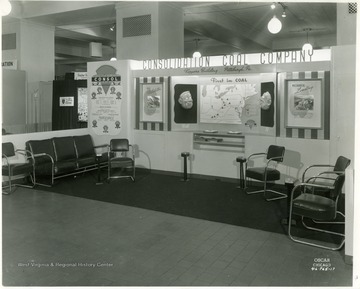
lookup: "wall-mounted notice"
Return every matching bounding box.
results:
[59,96,74,107]
[77,87,88,122]
[89,65,122,135]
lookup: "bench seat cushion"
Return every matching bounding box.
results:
[54,160,78,175]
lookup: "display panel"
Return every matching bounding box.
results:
[170,74,276,136]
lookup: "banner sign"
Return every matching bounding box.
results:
[89,65,122,135]
[2,60,17,70]
[137,49,331,71]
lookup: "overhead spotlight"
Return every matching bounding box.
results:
[271,2,276,9]
[110,46,117,61]
[0,0,12,16]
[192,51,202,58]
[110,24,115,32]
[192,39,201,58]
[267,16,282,34]
[282,10,287,17]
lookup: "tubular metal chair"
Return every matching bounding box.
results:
[302,155,350,184]
[288,173,345,250]
[2,142,35,194]
[245,145,286,201]
[302,156,350,225]
[108,139,135,182]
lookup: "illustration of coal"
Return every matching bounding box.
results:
[174,84,197,123]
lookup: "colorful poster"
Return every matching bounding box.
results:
[89,65,122,135]
[285,79,323,129]
[140,83,164,122]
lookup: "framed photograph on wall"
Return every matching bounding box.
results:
[285,78,323,129]
[140,82,165,123]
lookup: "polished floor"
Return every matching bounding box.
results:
[2,187,353,286]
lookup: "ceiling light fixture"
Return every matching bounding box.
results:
[282,9,286,18]
[110,24,115,32]
[271,2,276,9]
[110,46,117,61]
[192,39,201,58]
[1,0,12,16]
[267,16,282,34]
[302,28,313,53]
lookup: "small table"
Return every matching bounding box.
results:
[181,152,190,181]
[236,157,246,189]
[96,154,104,185]
[281,180,297,225]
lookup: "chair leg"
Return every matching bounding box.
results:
[132,165,135,182]
[246,178,287,201]
[108,165,135,182]
[288,211,345,250]
[245,178,263,195]
[312,211,345,225]
[3,173,36,194]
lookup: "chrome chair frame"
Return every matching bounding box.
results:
[288,176,345,251]
[2,143,36,193]
[108,139,135,182]
[245,145,286,201]
[301,156,350,225]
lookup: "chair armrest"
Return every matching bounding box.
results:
[246,152,266,163]
[2,154,10,166]
[306,175,339,184]
[15,148,35,162]
[290,180,335,200]
[94,144,108,149]
[33,153,54,164]
[129,144,135,159]
[302,164,334,182]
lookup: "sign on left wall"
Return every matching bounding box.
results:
[88,64,123,135]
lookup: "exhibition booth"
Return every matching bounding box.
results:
[2,45,356,261]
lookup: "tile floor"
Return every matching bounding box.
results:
[2,187,353,286]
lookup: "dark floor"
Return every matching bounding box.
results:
[2,185,353,286]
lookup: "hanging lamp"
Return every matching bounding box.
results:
[1,0,12,16]
[302,29,313,53]
[267,16,282,34]
[192,39,201,58]
[110,46,117,61]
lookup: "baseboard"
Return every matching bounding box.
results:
[345,255,353,265]
[135,168,238,183]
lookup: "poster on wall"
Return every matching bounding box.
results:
[260,82,275,128]
[89,65,122,135]
[140,82,164,122]
[170,74,276,136]
[285,78,323,129]
[77,87,88,122]
[59,96,74,107]
[199,76,260,125]
[173,84,197,123]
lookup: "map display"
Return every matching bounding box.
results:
[200,76,260,124]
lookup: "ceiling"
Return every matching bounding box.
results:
[3,1,338,72]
